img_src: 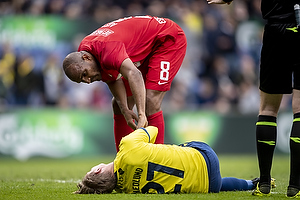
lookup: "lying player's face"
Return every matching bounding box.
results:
[89,163,108,175]
[82,163,116,194]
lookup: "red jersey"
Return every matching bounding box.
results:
[78,16,183,82]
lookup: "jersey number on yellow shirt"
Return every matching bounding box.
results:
[141,162,184,194]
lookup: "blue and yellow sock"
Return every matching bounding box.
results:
[220,177,254,191]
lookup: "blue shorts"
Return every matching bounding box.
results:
[180,141,222,193]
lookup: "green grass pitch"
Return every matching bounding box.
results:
[0,154,290,199]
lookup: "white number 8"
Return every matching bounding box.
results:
[160,61,170,81]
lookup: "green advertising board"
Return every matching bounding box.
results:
[166,111,222,147]
[0,15,99,49]
[0,108,292,160]
[0,108,114,160]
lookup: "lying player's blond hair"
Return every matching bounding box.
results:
[74,169,116,194]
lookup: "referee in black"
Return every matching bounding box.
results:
[207,0,300,197]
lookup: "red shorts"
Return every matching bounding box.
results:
[123,29,187,96]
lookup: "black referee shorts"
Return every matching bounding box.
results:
[259,22,300,94]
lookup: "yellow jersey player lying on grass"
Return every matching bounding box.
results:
[74,126,273,194]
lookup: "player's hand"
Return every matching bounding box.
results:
[207,0,232,5]
[123,110,139,130]
[136,114,148,129]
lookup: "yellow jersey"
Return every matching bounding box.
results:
[113,126,209,194]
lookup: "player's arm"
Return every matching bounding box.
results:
[107,78,139,130]
[120,58,148,129]
[207,0,233,5]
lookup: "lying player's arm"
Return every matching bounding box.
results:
[120,58,148,129]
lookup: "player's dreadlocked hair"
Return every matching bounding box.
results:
[74,169,116,194]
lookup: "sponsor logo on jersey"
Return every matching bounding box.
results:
[90,28,114,37]
[116,168,125,190]
[118,168,125,175]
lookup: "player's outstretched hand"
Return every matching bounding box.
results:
[207,0,232,5]
[136,114,148,129]
[123,110,139,130]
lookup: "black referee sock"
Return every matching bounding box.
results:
[256,115,277,185]
[289,113,300,189]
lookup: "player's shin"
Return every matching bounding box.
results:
[147,110,164,144]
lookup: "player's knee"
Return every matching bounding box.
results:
[146,98,162,115]
[146,90,165,115]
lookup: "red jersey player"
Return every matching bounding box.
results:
[63,16,187,151]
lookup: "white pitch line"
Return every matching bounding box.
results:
[14,179,81,183]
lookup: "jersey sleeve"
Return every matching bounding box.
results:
[117,126,158,165]
[120,126,158,149]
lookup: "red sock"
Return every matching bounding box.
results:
[114,114,133,152]
[147,111,165,144]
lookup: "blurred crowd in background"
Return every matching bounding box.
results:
[0,0,293,114]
